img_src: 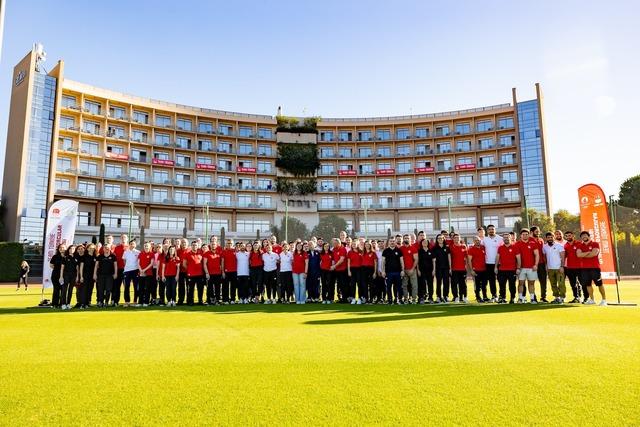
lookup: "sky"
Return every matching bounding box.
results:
[0,0,638,213]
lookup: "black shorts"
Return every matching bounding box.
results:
[580,268,602,287]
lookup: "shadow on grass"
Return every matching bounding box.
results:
[0,298,574,324]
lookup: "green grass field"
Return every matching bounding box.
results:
[1,282,639,426]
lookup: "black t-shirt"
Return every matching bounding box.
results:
[81,253,97,280]
[63,254,79,278]
[382,247,403,273]
[50,253,63,276]
[432,245,451,269]
[96,254,117,276]
[418,248,434,273]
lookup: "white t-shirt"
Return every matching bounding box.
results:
[123,249,140,272]
[279,251,293,272]
[482,235,504,264]
[262,252,279,272]
[542,242,565,269]
[375,250,384,274]
[236,251,250,276]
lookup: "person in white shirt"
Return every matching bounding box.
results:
[278,243,294,303]
[122,241,140,306]
[542,232,566,303]
[235,243,250,304]
[481,224,504,302]
[262,244,280,304]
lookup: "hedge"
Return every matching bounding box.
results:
[0,242,24,282]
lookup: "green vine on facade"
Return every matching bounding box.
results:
[275,177,317,196]
[276,115,320,134]
[275,143,320,177]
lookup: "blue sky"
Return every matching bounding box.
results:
[1,0,638,212]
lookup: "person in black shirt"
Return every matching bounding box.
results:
[71,245,86,308]
[431,234,452,303]
[79,243,97,308]
[60,245,79,310]
[417,239,435,303]
[381,239,405,304]
[94,245,118,307]
[17,260,30,291]
[49,244,66,308]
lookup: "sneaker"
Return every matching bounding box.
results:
[351,299,357,305]
[356,298,362,305]
[143,304,148,307]
[530,296,538,305]
[462,297,469,304]
[598,300,608,306]
[264,300,270,305]
[540,298,549,303]
[443,297,450,303]
[490,297,497,303]
[585,298,596,305]
[453,297,460,303]
[569,298,580,304]
[518,297,527,304]
[477,298,484,303]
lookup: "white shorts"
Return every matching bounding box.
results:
[518,268,538,281]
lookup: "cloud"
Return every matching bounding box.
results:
[594,95,616,117]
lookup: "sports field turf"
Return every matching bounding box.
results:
[0,282,639,426]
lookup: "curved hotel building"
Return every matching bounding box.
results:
[2,46,550,243]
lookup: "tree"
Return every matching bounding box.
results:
[619,174,640,208]
[311,215,348,241]
[513,209,554,234]
[553,209,581,233]
[271,216,309,242]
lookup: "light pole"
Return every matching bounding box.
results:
[203,201,210,241]
[128,202,134,241]
[363,199,369,240]
[447,197,453,233]
[284,199,289,242]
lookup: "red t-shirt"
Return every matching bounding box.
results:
[534,237,546,264]
[361,251,376,268]
[203,250,222,275]
[292,252,308,274]
[138,251,154,274]
[468,245,486,271]
[272,244,282,255]
[184,252,203,277]
[399,245,416,270]
[515,240,538,269]
[320,252,332,270]
[497,245,518,271]
[249,251,263,268]
[114,244,126,269]
[579,241,600,269]
[332,246,348,271]
[163,257,181,277]
[222,248,237,272]
[450,244,468,271]
[348,250,362,268]
[98,243,115,255]
[564,241,582,269]
[177,248,189,272]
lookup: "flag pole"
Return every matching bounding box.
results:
[609,195,622,304]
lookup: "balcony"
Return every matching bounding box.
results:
[108,113,130,121]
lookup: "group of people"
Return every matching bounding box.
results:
[47,224,608,310]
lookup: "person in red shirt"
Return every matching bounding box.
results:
[161,245,181,307]
[514,228,540,303]
[495,233,519,303]
[176,238,189,305]
[182,240,204,306]
[111,233,128,306]
[563,231,583,303]
[347,241,363,304]
[360,240,377,303]
[269,235,282,255]
[203,242,223,305]
[449,234,469,303]
[222,239,237,304]
[399,234,419,304]
[292,242,309,304]
[330,238,348,303]
[249,242,264,303]
[467,236,488,303]
[577,231,607,305]
[138,242,155,306]
[530,226,549,302]
[319,242,334,303]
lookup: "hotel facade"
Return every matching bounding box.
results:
[2,46,551,244]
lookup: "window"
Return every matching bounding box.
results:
[132,111,149,124]
[199,122,214,134]
[479,138,494,149]
[502,170,518,183]
[359,180,373,192]
[154,151,170,161]
[238,177,252,189]
[458,157,474,165]
[153,170,169,183]
[505,215,520,229]
[62,95,77,108]
[417,177,432,189]
[216,193,232,206]
[77,211,91,227]
[320,197,335,208]
[339,148,352,158]
[358,147,372,158]
[320,131,334,141]
[339,163,354,172]
[152,189,169,202]
[480,172,496,185]
[84,100,101,115]
[339,131,353,142]
[397,161,411,173]
[476,120,493,132]
[79,140,98,155]
[155,133,170,146]
[498,117,514,129]
[397,145,410,156]
[129,186,145,200]
[438,176,453,188]
[258,128,272,139]
[174,190,190,204]
[501,153,516,165]
[156,115,171,127]
[415,127,429,138]
[437,142,451,153]
[503,188,519,201]
[110,106,126,119]
[379,196,393,208]
[455,123,470,135]
[378,179,392,191]
[321,164,334,175]
[483,215,499,227]
[83,121,100,135]
[60,116,75,129]
[258,161,271,173]
[58,137,72,150]
[196,192,212,204]
[177,118,192,131]
[217,176,231,187]
[435,125,450,137]
[239,143,253,155]
[197,174,213,187]
[437,159,452,171]
[258,178,272,190]
[257,195,272,207]
[218,142,232,153]
[481,190,498,203]
[150,216,186,230]
[459,175,473,187]
[198,139,213,151]
[218,159,232,171]
[377,146,391,157]
[258,145,272,156]
[439,193,453,206]
[196,156,213,165]
[108,125,125,138]
[218,124,233,135]
[398,178,412,190]
[339,197,353,208]
[78,181,96,196]
[55,178,70,191]
[364,220,392,233]
[441,216,476,232]
[499,135,515,147]
[175,155,190,167]
[79,161,98,176]
[479,155,495,167]
[399,195,413,207]
[132,130,147,143]
[129,167,146,181]
[459,191,475,204]
[321,180,334,191]
[57,157,72,171]
[102,213,138,229]
[376,129,390,140]
[237,219,270,233]
[359,163,372,174]
[176,173,191,185]
[357,131,371,141]
[104,184,121,198]
[194,217,228,231]
[396,128,409,139]
[418,194,433,206]
[339,180,353,192]
[457,140,471,152]
[400,219,434,233]
[321,147,334,158]
[176,136,191,150]
[360,196,373,207]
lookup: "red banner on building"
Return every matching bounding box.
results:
[196,163,217,170]
[376,168,395,175]
[237,167,256,173]
[414,167,434,173]
[105,152,129,161]
[578,183,617,284]
[338,170,357,176]
[152,158,175,166]
[455,163,476,170]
